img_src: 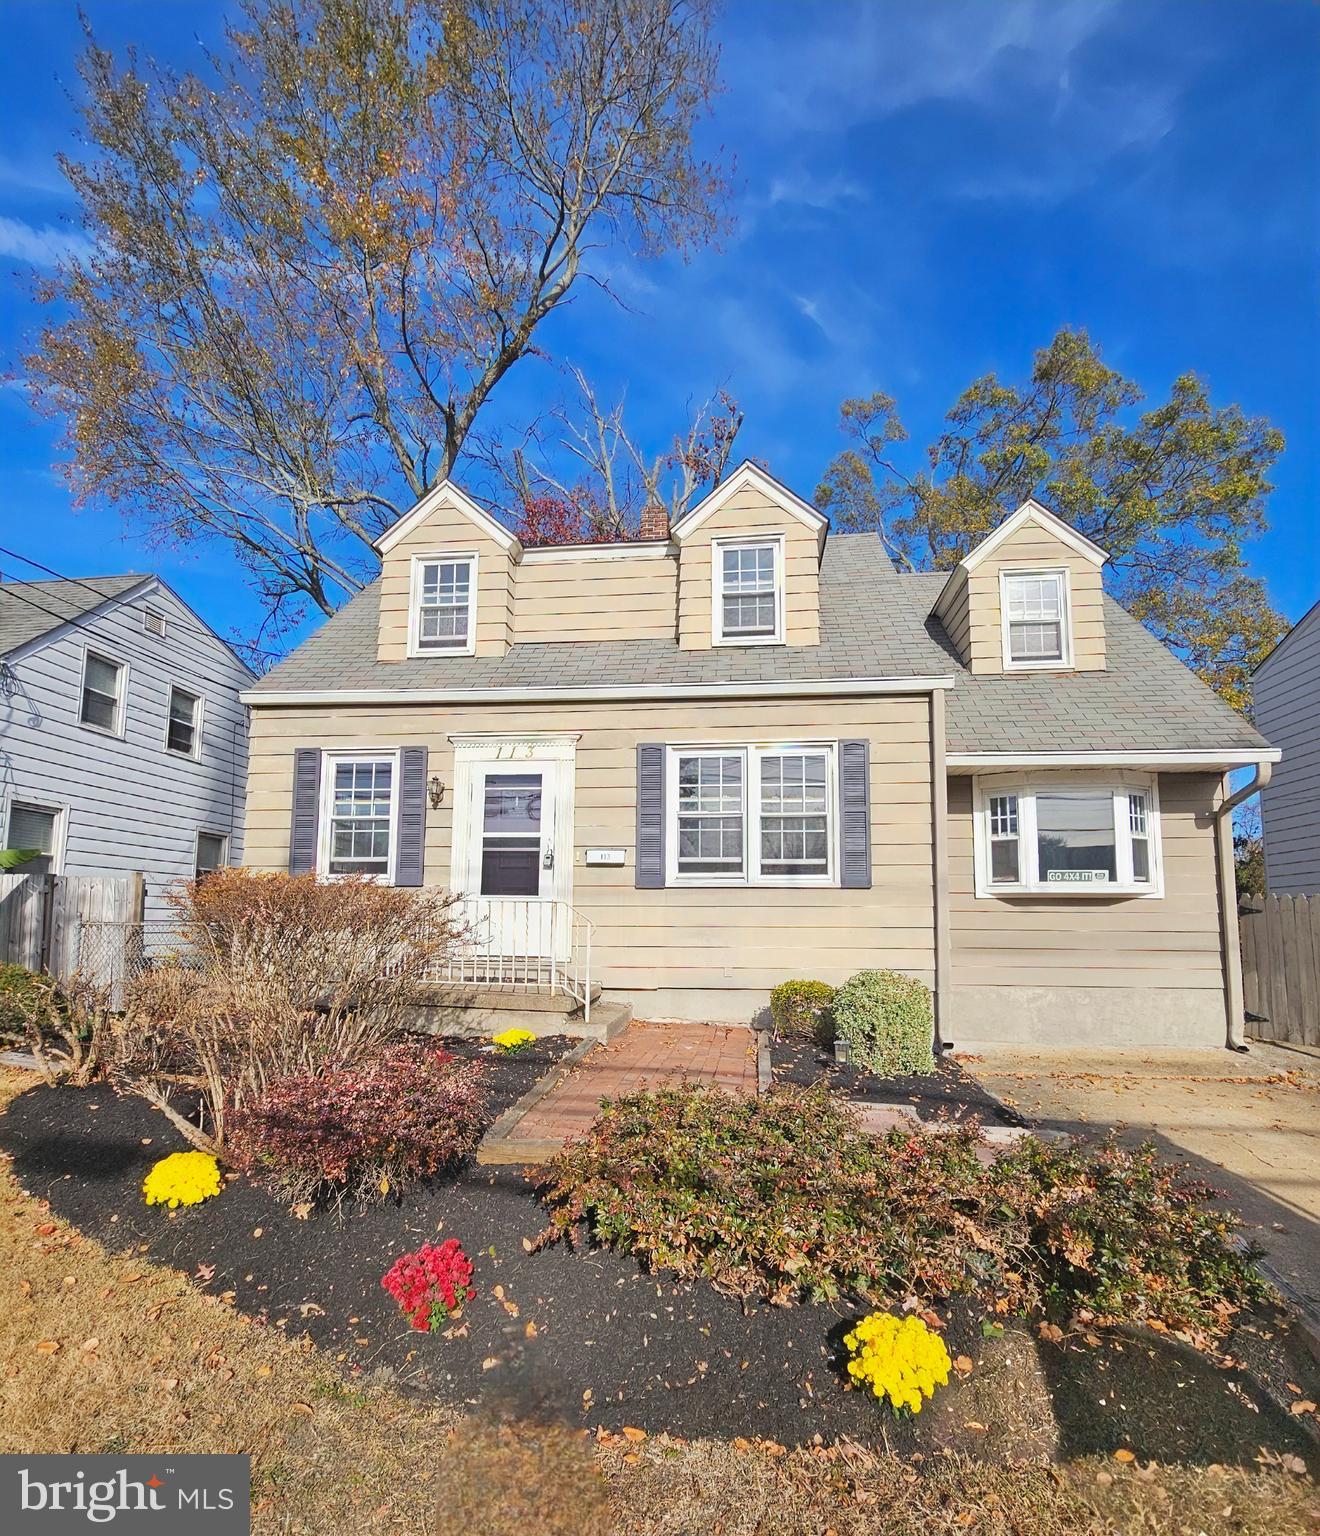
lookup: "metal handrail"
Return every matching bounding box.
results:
[435,897,594,1024]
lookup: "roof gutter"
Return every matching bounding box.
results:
[1214,760,1274,1052]
[242,675,956,707]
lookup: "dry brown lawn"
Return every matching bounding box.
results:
[1,1068,1315,1536]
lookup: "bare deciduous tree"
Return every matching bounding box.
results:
[486,364,744,542]
[28,0,728,633]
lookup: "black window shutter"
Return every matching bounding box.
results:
[289,748,322,875]
[635,743,666,888]
[396,746,428,887]
[839,739,872,889]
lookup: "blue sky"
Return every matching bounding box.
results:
[1,0,1317,658]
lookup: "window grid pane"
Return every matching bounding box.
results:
[987,794,1020,884]
[720,544,777,637]
[417,560,472,649]
[327,759,393,875]
[167,689,198,754]
[81,654,122,729]
[677,753,745,872]
[760,753,829,874]
[1006,574,1064,663]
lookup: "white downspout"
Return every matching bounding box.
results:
[1213,761,1273,1051]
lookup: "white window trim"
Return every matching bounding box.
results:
[2,797,68,875]
[194,829,230,876]
[164,682,205,760]
[315,748,401,884]
[78,645,128,738]
[407,551,478,658]
[664,741,839,887]
[972,772,1164,898]
[711,534,785,647]
[999,566,1074,672]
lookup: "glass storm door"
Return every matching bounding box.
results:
[461,758,566,966]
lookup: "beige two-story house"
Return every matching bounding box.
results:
[240,462,1278,1049]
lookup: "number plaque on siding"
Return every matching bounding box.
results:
[585,848,627,866]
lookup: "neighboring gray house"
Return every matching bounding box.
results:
[0,573,253,919]
[1253,597,1320,895]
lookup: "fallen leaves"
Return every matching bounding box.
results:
[1113,1449,1135,1463]
[953,1355,974,1377]
[34,1339,60,1355]
[1288,1399,1316,1417]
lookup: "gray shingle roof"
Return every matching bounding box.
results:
[0,574,146,657]
[250,533,1272,756]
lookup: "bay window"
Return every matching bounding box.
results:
[668,743,836,884]
[975,776,1161,896]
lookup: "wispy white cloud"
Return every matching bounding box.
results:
[0,215,93,269]
[0,152,69,198]
[767,169,867,211]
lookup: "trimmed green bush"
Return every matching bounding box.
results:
[832,968,934,1077]
[768,979,835,1043]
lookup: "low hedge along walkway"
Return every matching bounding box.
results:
[1,1076,1317,1468]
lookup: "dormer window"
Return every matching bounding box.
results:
[409,553,477,657]
[1001,569,1071,670]
[713,536,783,646]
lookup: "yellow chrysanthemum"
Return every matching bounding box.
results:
[492,1027,537,1053]
[842,1311,951,1415]
[142,1150,222,1209]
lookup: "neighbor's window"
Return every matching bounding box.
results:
[5,802,59,875]
[669,744,835,884]
[412,555,475,654]
[715,539,781,643]
[320,756,396,878]
[1002,570,1068,667]
[195,831,228,880]
[79,651,125,733]
[166,686,202,757]
[976,779,1159,896]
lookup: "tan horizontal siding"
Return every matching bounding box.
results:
[964,521,1106,673]
[245,694,936,995]
[513,555,678,643]
[947,772,1225,991]
[377,500,513,660]
[678,483,821,650]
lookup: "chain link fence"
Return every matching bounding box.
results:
[76,921,210,1008]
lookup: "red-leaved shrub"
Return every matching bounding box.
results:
[382,1239,475,1331]
[227,1044,486,1204]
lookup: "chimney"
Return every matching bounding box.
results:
[638,504,670,541]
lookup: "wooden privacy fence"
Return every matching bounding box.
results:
[0,872,145,984]
[1241,894,1320,1047]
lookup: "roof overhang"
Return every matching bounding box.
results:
[670,461,828,547]
[946,748,1281,773]
[244,675,955,707]
[958,499,1109,572]
[373,480,522,556]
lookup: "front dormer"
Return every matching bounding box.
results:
[374,481,519,661]
[932,499,1107,675]
[669,462,828,651]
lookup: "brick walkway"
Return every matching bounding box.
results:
[507,1020,758,1147]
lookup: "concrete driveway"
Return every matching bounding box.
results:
[966,1042,1320,1315]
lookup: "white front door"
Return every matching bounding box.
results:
[452,740,575,974]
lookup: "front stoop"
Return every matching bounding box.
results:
[408,984,632,1043]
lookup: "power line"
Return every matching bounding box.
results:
[0,573,266,703]
[0,543,282,665]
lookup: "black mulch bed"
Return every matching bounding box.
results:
[431,1032,576,1117]
[770,1038,1026,1127]
[4,1073,1317,1467]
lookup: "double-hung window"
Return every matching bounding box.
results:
[166,686,202,757]
[195,831,228,880]
[79,651,125,734]
[4,802,60,875]
[714,538,782,644]
[410,554,476,655]
[668,743,836,884]
[318,753,398,879]
[976,777,1160,896]
[1002,569,1070,668]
